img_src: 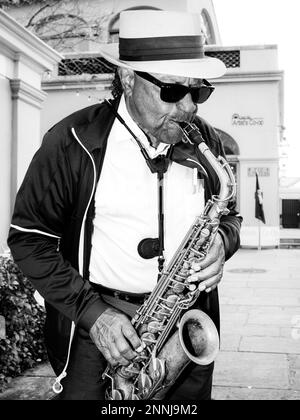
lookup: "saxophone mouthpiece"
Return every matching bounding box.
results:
[179,122,193,144]
[179,122,205,146]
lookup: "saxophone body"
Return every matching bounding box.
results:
[103,122,237,400]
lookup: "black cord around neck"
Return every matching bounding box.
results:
[105,99,167,274]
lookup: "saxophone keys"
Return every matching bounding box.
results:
[189,262,202,273]
[209,219,220,229]
[200,227,211,238]
[149,357,165,383]
[196,237,207,247]
[188,284,197,292]
[190,248,206,258]
[148,321,163,334]
[155,309,170,321]
[110,388,123,400]
[160,294,179,308]
[183,261,191,269]
[189,256,205,266]
[138,370,152,398]
[138,323,149,335]
[119,364,140,378]
[174,273,186,280]
[141,332,157,344]
[173,283,186,294]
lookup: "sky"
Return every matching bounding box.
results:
[213,0,299,177]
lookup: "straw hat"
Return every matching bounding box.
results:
[99,10,226,79]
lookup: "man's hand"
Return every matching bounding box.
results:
[89,307,142,367]
[187,232,225,293]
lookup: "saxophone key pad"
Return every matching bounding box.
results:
[147,321,164,334]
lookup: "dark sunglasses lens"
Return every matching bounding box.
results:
[160,85,213,104]
[160,85,187,103]
[191,87,213,104]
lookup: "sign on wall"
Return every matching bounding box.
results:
[248,168,270,177]
[232,114,264,126]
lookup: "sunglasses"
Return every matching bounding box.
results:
[135,71,215,104]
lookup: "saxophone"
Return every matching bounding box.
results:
[103,122,236,400]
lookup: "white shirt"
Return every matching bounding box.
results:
[89,96,204,293]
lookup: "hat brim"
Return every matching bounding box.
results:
[99,43,226,79]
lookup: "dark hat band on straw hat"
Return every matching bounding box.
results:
[119,36,205,61]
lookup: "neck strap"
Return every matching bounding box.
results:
[105,99,167,274]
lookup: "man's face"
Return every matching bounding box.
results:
[123,70,200,146]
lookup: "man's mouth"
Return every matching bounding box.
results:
[170,119,186,127]
[170,114,196,127]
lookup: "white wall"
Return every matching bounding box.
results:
[0,9,62,250]
[0,74,12,251]
[11,98,43,192]
[41,84,111,135]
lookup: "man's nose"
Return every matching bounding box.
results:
[177,93,197,114]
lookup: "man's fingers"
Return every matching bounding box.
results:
[206,284,218,293]
[189,233,225,273]
[98,346,119,367]
[89,308,142,366]
[99,337,137,367]
[122,324,142,351]
[197,272,223,293]
[136,342,146,353]
[109,343,132,366]
[188,263,219,283]
[114,333,138,361]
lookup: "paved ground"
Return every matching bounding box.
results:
[0,247,300,400]
[213,247,300,400]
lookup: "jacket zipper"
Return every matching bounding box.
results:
[52,128,98,395]
[71,127,97,276]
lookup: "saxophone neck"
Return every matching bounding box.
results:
[180,121,236,205]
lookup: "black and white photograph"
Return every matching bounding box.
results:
[0,0,299,404]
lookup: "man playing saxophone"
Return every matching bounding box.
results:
[7,10,242,400]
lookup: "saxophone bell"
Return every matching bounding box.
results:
[149,308,219,400]
[178,309,219,366]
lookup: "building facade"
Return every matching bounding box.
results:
[5,0,284,248]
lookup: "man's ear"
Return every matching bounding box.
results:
[118,67,135,97]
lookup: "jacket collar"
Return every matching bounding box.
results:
[72,98,120,153]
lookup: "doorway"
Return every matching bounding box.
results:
[282,200,300,228]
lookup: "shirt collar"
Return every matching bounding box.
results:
[117,95,170,159]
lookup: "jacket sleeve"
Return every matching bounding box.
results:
[218,210,242,261]
[7,129,109,331]
[211,131,242,261]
